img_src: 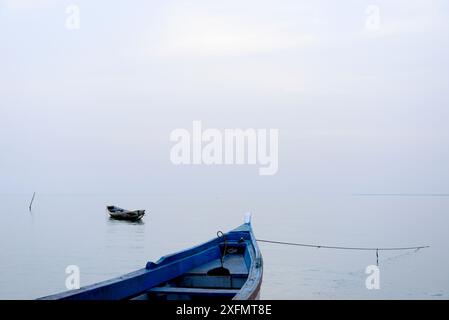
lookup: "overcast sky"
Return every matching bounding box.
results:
[1,0,448,196]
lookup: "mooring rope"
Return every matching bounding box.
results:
[256,239,429,251]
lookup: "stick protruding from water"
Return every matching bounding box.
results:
[29,192,36,211]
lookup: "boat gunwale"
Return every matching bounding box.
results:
[232,223,263,300]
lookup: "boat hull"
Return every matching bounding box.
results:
[107,206,145,221]
[38,222,262,300]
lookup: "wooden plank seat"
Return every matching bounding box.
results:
[148,286,239,297]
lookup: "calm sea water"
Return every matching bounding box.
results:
[0,193,447,299]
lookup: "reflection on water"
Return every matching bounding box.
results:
[105,218,145,252]
[0,194,448,299]
[107,217,145,225]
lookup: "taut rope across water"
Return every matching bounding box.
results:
[256,239,429,251]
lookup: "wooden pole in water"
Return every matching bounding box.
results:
[29,192,36,211]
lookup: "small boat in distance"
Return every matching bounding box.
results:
[38,214,263,300]
[107,205,145,221]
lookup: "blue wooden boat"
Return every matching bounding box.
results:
[39,217,263,300]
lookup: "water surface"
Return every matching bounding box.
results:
[1,194,447,299]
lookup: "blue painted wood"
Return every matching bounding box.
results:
[148,286,239,296]
[38,222,263,300]
[187,254,248,275]
[232,223,263,300]
[177,274,247,289]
